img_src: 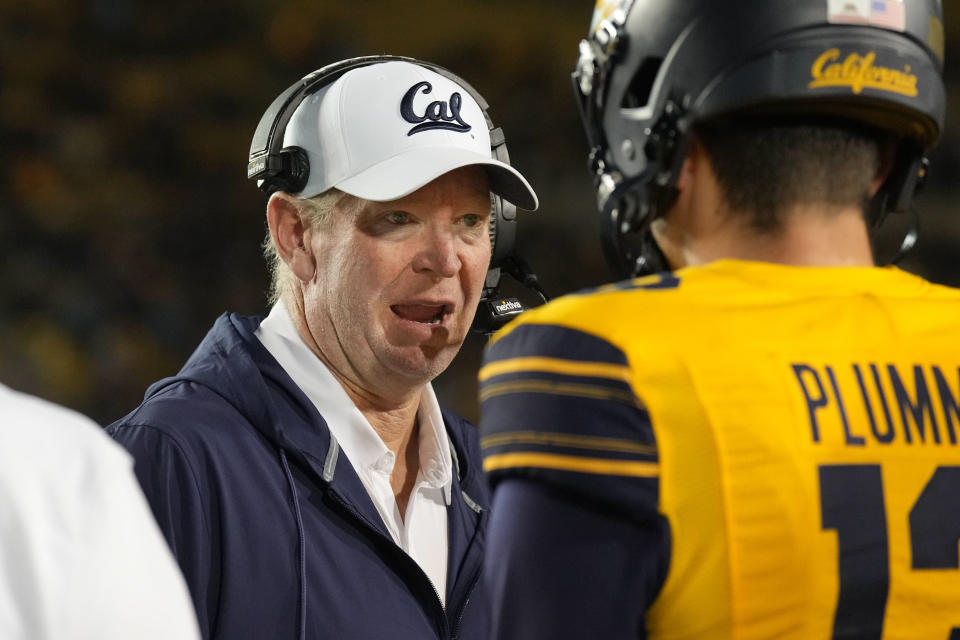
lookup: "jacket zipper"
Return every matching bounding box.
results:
[327,491,451,637]
[449,500,485,640]
[450,568,480,640]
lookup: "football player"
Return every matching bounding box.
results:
[479,1,960,638]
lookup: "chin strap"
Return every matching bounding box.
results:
[870,151,927,266]
[592,94,690,279]
[884,207,920,266]
[633,232,672,276]
[596,164,679,278]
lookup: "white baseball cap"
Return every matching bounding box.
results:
[281,60,538,210]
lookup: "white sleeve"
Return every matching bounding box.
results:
[0,386,200,640]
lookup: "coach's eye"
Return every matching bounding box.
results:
[462,213,482,227]
[387,211,409,225]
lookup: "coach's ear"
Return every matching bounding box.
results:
[267,192,316,282]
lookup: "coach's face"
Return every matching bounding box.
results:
[304,166,491,398]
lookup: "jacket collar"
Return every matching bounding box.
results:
[149,313,487,536]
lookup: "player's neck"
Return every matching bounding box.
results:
[703,205,874,267]
[658,139,877,269]
[661,204,875,268]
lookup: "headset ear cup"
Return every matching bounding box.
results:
[489,195,516,268]
[283,147,311,194]
[260,147,310,196]
[274,147,310,195]
[486,123,517,268]
[487,198,498,261]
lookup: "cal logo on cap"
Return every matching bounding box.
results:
[400,81,472,136]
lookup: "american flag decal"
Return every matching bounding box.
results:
[870,0,906,31]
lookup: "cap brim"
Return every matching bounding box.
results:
[335,147,539,211]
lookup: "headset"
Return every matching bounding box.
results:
[247,55,545,334]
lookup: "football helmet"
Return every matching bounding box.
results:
[574,0,946,276]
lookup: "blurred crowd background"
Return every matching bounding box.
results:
[2,1,959,426]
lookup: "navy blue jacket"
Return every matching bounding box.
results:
[107,313,490,640]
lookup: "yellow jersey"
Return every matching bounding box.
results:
[480,260,960,639]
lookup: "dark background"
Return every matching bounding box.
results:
[2,1,958,426]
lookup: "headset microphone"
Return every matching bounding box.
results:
[472,251,549,336]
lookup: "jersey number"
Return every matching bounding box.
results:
[819,465,960,639]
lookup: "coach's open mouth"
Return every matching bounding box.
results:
[390,303,452,326]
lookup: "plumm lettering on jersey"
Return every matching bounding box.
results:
[791,363,960,447]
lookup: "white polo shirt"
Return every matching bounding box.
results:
[255,303,452,604]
